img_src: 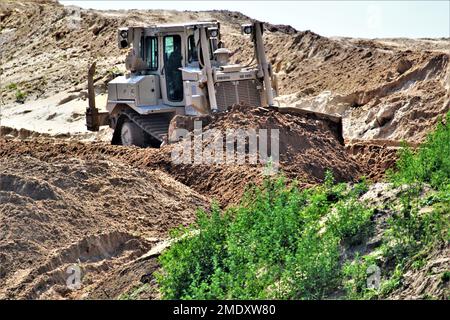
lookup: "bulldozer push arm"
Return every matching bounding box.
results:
[254,22,274,106]
[199,26,218,112]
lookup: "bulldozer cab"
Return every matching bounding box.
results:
[118,21,220,107]
[86,21,280,146]
[86,20,342,148]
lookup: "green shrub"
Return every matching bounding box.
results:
[343,115,450,299]
[15,89,26,103]
[7,82,17,90]
[382,186,449,265]
[441,271,450,283]
[342,254,379,299]
[380,111,449,266]
[328,200,373,242]
[379,264,403,296]
[157,176,373,299]
[389,112,450,190]
[157,114,449,300]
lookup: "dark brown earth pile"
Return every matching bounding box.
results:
[1,106,363,205]
[346,143,399,181]
[148,105,362,205]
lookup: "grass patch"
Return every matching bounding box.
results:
[15,89,26,103]
[118,283,150,300]
[7,82,17,90]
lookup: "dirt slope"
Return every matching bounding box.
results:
[0,155,207,299]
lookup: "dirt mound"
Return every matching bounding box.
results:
[149,106,363,204]
[0,126,52,139]
[343,53,449,142]
[274,35,449,142]
[0,105,364,205]
[0,105,405,206]
[0,173,58,200]
[0,155,207,299]
[346,143,399,181]
[2,105,364,205]
[0,1,289,103]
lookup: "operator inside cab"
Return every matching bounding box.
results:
[165,36,183,102]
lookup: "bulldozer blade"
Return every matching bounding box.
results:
[274,106,344,145]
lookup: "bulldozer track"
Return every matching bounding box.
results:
[119,109,171,143]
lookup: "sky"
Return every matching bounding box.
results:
[60,1,450,39]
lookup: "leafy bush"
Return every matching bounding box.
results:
[7,82,17,90]
[342,254,379,299]
[157,175,373,299]
[344,115,450,299]
[157,114,449,300]
[328,200,373,243]
[389,112,450,190]
[15,89,26,103]
[383,112,450,264]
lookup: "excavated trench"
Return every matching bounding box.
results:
[2,231,152,299]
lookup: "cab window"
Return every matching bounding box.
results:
[187,35,198,63]
[188,35,214,64]
[163,35,183,102]
[144,36,158,71]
